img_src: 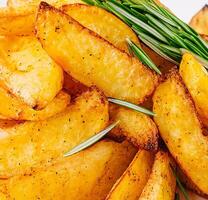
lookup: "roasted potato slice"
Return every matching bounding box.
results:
[7,0,84,7]
[0,6,35,36]
[180,53,208,127]
[153,71,208,195]
[139,151,176,200]
[36,2,158,104]
[0,86,70,121]
[0,36,63,109]
[0,88,108,178]
[109,104,158,151]
[61,4,140,53]
[190,5,208,35]
[0,139,136,200]
[106,150,154,200]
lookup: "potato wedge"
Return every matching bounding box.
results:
[139,151,176,200]
[153,71,208,195]
[61,4,140,53]
[0,86,70,120]
[180,53,208,127]
[0,36,63,109]
[36,2,158,104]
[0,139,136,200]
[106,150,154,200]
[109,104,158,151]
[0,6,35,36]
[7,0,84,7]
[0,88,108,178]
[189,5,208,35]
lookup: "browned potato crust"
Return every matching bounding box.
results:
[106,150,154,200]
[0,88,108,178]
[180,53,208,127]
[36,2,158,104]
[0,6,35,36]
[153,71,208,195]
[0,139,136,200]
[139,151,176,200]
[0,36,63,109]
[109,104,158,151]
[0,86,70,121]
[61,4,140,53]
[190,5,208,35]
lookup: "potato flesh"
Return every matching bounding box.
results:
[106,150,154,200]
[153,71,208,195]
[109,104,158,150]
[61,4,140,53]
[189,5,208,35]
[0,140,136,200]
[0,88,108,178]
[139,151,176,200]
[0,36,63,109]
[36,2,158,104]
[180,53,208,127]
[0,87,70,121]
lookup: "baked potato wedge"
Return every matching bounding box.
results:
[180,53,208,127]
[153,71,208,195]
[0,86,70,121]
[0,88,108,178]
[109,104,158,151]
[190,5,208,35]
[7,0,84,7]
[139,151,176,200]
[106,150,154,200]
[0,139,136,200]
[36,2,158,104]
[0,36,63,109]
[0,6,35,36]
[61,4,140,53]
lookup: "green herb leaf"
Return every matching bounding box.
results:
[108,97,155,116]
[64,121,119,157]
[126,38,161,74]
[175,193,180,200]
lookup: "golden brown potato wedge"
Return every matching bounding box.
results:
[0,6,35,36]
[61,4,140,53]
[0,139,136,200]
[180,53,208,127]
[36,2,158,104]
[153,71,208,195]
[190,5,208,35]
[7,0,84,7]
[139,151,176,200]
[106,150,154,200]
[0,88,108,178]
[0,36,63,109]
[109,104,158,151]
[0,86,70,121]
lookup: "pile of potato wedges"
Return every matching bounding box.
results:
[0,0,207,199]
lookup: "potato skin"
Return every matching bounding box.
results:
[106,150,154,200]
[61,4,140,53]
[0,88,108,178]
[109,104,158,151]
[36,2,158,104]
[153,71,208,195]
[0,139,136,200]
[139,151,176,200]
[0,36,63,109]
[189,5,208,35]
[180,53,208,127]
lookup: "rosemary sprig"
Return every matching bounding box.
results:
[64,121,119,157]
[81,0,208,69]
[108,97,155,116]
[126,38,161,74]
[175,193,180,200]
